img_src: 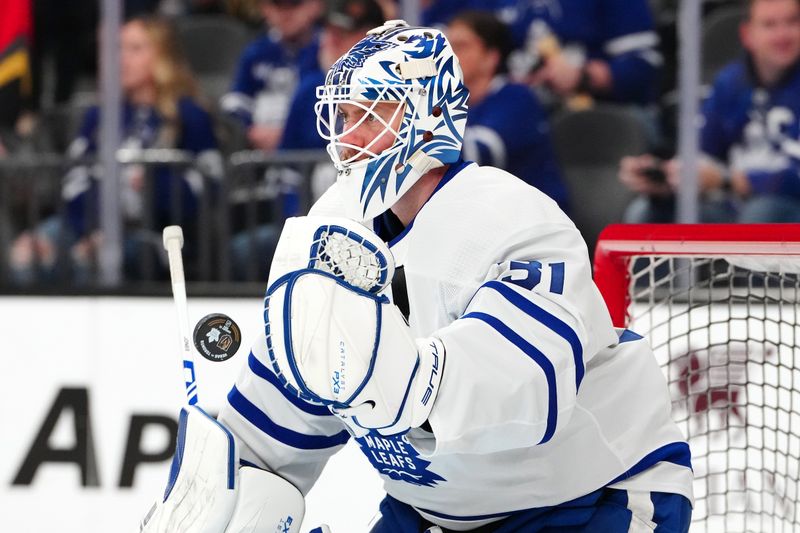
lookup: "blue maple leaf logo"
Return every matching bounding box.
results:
[327,36,398,86]
[356,432,446,488]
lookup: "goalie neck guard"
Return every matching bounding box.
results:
[315,20,469,221]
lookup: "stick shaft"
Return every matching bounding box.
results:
[163,226,199,406]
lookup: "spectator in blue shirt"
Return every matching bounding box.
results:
[220,0,323,152]
[228,0,386,281]
[281,0,386,152]
[508,0,662,108]
[420,0,498,28]
[447,10,569,212]
[619,0,800,223]
[9,15,221,283]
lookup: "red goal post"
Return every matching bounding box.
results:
[594,224,800,327]
[593,224,800,532]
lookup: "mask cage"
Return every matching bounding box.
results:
[315,84,424,171]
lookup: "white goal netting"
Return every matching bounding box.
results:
[601,229,800,533]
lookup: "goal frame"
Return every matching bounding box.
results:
[593,224,800,327]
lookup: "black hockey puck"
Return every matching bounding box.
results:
[193,313,242,362]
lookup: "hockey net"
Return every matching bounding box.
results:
[594,224,800,532]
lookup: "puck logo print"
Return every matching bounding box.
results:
[193,313,241,362]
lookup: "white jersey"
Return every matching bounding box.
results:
[219,162,693,530]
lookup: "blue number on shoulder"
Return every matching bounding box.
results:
[549,262,565,294]
[502,260,542,290]
[502,260,565,294]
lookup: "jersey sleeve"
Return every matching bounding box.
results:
[598,0,660,104]
[177,98,224,185]
[699,69,736,163]
[701,62,800,199]
[463,85,567,209]
[418,221,618,456]
[217,333,350,495]
[220,41,264,126]
[62,106,101,237]
[177,98,219,153]
[744,125,800,199]
[278,72,326,151]
[463,86,541,168]
[307,180,349,217]
[745,166,800,199]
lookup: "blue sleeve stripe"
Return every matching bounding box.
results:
[228,386,350,450]
[248,352,333,417]
[482,280,585,389]
[415,443,692,523]
[549,262,565,294]
[462,311,557,444]
[608,441,693,485]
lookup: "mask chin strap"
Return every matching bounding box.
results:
[406,150,442,176]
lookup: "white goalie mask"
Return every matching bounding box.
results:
[315,20,469,221]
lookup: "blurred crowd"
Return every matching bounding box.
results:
[1,0,799,287]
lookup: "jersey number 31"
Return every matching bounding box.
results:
[502,260,565,294]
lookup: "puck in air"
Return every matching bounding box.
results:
[193,313,242,362]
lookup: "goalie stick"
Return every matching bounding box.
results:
[143,225,314,533]
[137,226,238,533]
[162,225,199,406]
[145,219,386,533]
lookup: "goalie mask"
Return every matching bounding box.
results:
[315,20,469,221]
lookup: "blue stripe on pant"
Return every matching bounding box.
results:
[370,488,691,532]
